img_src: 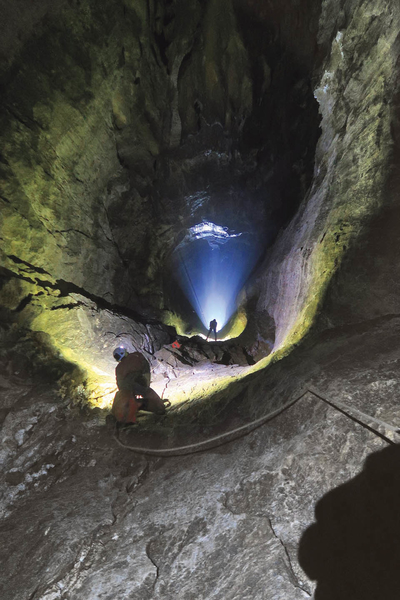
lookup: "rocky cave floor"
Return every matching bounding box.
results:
[149,336,257,416]
[2,314,400,600]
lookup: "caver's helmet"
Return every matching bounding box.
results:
[113,346,128,362]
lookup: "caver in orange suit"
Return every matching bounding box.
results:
[111,350,167,423]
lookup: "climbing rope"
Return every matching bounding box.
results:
[114,388,400,456]
[308,387,396,445]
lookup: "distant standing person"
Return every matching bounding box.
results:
[207,319,218,341]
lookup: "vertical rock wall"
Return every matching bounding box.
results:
[255,0,400,351]
[1,0,167,308]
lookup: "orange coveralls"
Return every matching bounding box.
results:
[111,352,150,423]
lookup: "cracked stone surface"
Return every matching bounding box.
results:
[2,316,400,599]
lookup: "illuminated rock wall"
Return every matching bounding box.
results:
[255,0,400,350]
[1,0,322,384]
[1,0,169,310]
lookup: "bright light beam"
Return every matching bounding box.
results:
[173,221,263,333]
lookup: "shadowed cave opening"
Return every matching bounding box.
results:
[160,67,321,345]
[153,0,323,347]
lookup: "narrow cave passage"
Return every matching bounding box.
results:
[0,0,323,410]
[0,0,327,453]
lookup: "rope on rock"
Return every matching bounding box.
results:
[308,387,396,445]
[114,388,400,456]
[114,389,308,456]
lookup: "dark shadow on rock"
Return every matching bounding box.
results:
[299,443,400,599]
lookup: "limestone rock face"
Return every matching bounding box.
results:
[1,0,165,307]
